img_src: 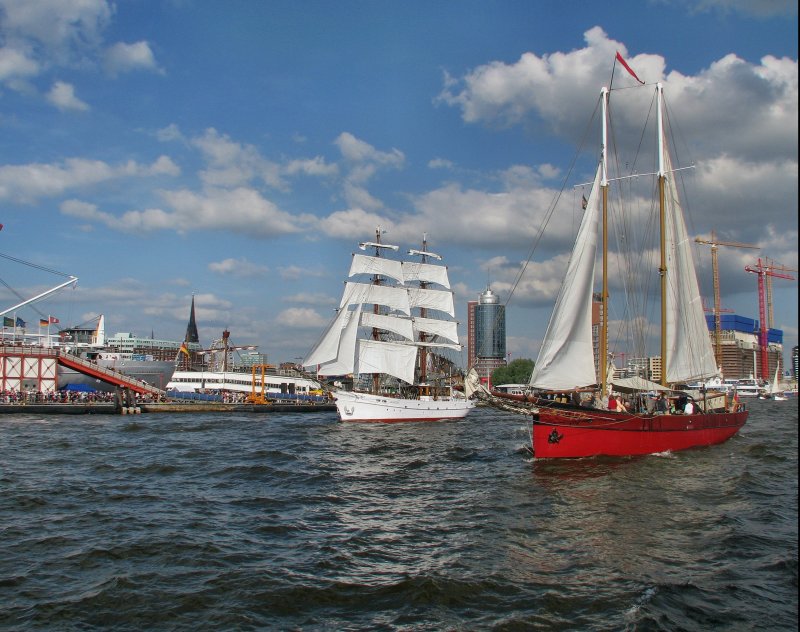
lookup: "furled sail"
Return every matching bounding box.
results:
[529,164,602,390]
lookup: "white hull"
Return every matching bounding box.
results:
[167,370,322,396]
[334,390,475,422]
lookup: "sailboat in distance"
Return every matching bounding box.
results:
[304,229,475,422]
[475,77,748,457]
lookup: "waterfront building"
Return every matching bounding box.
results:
[704,314,783,381]
[792,345,798,382]
[467,287,506,383]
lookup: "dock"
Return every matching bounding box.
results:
[0,401,337,415]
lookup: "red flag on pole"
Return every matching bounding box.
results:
[616,51,645,84]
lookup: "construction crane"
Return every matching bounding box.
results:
[763,258,798,329]
[695,231,759,369]
[744,258,795,381]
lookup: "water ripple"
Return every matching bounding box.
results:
[0,402,796,630]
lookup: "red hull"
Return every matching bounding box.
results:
[532,408,748,458]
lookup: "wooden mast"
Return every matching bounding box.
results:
[599,87,610,394]
[657,83,668,386]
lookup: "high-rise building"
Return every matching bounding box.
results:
[792,345,798,382]
[467,287,506,382]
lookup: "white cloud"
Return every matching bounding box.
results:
[282,292,336,306]
[46,80,89,111]
[0,0,112,57]
[429,26,797,274]
[428,158,454,170]
[285,156,338,178]
[689,0,796,17]
[0,156,180,203]
[104,41,162,76]
[0,46,39,81]
[274,307,330,329]
[161,186,309,236]
[208,258,269,278]
[191,128,337,190]
[156,124,184,143]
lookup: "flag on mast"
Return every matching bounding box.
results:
[615,51,645,84]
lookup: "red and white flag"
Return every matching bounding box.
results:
[616,51,645,84]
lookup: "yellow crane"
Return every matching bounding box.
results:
[695,231,759,368]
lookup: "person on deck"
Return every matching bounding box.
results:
[608,394,618,411]
[684,398,695,415]
[655,392,668,414]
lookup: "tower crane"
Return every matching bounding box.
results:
[694,232,759,370]
[744,258,795,380]
[763,258,798,329]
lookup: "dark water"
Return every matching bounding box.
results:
[1,400,796,631]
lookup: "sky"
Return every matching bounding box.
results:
[0,0,797,371]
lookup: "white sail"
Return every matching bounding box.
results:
[412,316,459,343]
[662,141,718,383]
[304,233,474,422]
[529,163,602,390]
[356,339,417,384]
[360,312,414,340]
[303,305,351,367]
[349,254,405,285]
[407,287,455,317]
[401,261,450,288]
[340,282,411,315]
[316,305,361,376]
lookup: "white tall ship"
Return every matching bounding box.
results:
[304,230,474,422]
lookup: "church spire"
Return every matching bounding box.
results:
[184,294,199,343]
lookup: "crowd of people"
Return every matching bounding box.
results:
[541,389,703,415]
[0,389,167,404]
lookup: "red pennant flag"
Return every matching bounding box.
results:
[616,51,645,84]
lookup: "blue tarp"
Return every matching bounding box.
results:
[59,383,97,392]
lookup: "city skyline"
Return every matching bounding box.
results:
[1,1,797,368]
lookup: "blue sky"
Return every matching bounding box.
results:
[1,0,797,369]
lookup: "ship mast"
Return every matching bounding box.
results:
[408,234,444,396]
[599,87,610,394]
[417,234,429,390]
[371,226,383,394]
[656,83,668,386]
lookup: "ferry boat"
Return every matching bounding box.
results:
[166,368,326,402]
[167,328,327,403]
[731,378,764,398]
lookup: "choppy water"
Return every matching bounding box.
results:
[1,399,797,630]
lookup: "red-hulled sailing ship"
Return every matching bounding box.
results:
[468,67,747,458]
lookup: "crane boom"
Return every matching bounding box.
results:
[694,231,759,370]
[745,258,795,380]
